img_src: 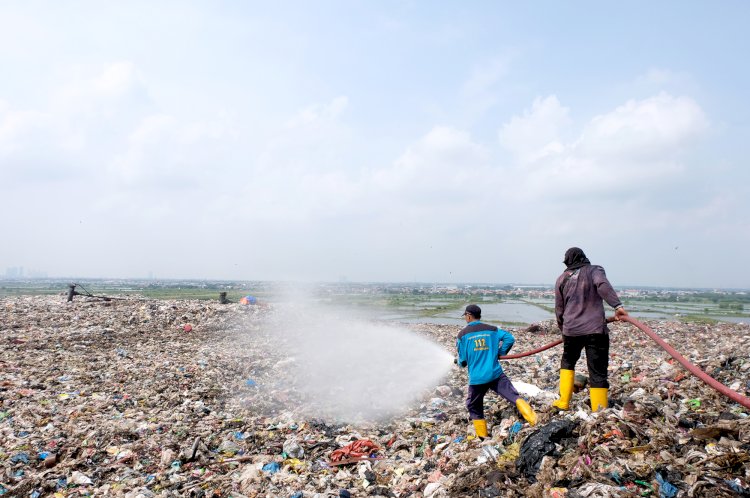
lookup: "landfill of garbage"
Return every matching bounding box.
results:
[1,295,749,497]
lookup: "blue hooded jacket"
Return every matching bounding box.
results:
[456,321,515,385]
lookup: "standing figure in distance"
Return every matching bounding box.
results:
[456,304,537,439]
[553,247,628,412]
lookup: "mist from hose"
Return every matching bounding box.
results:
[258,295,454,423]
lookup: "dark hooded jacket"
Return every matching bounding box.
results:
[555,248,623,336]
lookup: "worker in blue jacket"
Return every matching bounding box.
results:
[456,304,537,439]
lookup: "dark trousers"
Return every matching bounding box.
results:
[560,333,609,388]
[466,373,520,420]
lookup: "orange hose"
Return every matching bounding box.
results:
[499,339,563,359]
[498,318,749,409]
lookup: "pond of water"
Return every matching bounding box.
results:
[361,299,748,326]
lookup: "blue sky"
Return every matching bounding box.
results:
[1,1,749,288]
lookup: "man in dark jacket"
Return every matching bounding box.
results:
[553,247,628,412]
[456,304,537,439]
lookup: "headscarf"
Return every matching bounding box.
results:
[563,247,590,270]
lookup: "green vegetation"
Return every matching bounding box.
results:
[2,279,747,325]
[523,299,555,313]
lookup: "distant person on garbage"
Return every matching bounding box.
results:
[456,304,537,439]
[553,247,628,412]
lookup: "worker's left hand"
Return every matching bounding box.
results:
[615,306,629,321]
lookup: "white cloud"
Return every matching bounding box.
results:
[0,62,155,186]
[577,92,709,159]
[129,114,179,144]
[108,111,240,191]
[93,62,143,98]
[0,101,86,185]
[55,61,150,118]
[210,96,361,224]
[285,96,348,128]
[0,107,55,154]
[373,126,488,192]
[498,95,571,162]
[499,93,710,199]
[632,68,696,95]
[256,96,353,176]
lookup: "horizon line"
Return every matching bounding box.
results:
[1,276,748,292]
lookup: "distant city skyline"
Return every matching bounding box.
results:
[2,2,749,288]
[4,266,47,279]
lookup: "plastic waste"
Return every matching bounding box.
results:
[283,438,305,459]
[516,419,577,481]
[4,295,749,496]
[509,421,523,437]
[512,381,552,398]
[686,398,701,409]
[240,295,257,305]
[476,445,500,463]
[10,453,30,464]
[655,471,678,498]
[262,462,281,474]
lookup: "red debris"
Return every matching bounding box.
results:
[329,439,381,465]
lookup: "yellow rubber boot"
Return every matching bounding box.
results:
[590,388,608,412]
[472,419,488,439]
[552,369,574,410]
[516,398,537,426]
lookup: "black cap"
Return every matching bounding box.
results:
[463,304,481,319]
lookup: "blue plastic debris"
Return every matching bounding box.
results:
[509,421,523,436]
[245,379,257,387]
[262,462,280,474]
[290,492,304,498]
[725,479,750,495]
[656,472,678,498]
[10,452,29,464]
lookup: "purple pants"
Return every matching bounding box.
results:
[466,373,520,420]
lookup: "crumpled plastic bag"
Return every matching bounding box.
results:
[516,419,577,481]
